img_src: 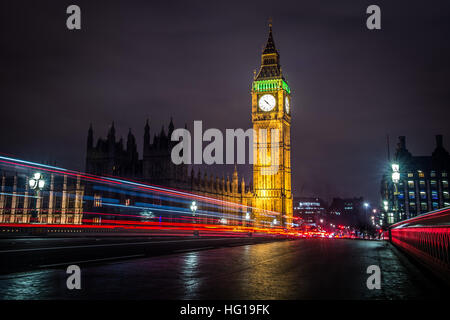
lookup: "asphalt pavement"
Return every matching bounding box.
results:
[0,238,447,299]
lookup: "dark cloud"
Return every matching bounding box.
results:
[1,0,450,205]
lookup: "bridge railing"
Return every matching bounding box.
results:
[389,207,450,282]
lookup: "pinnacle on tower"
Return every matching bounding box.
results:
[127,128,136,143]
[168,117,174,137]
[108,121,116,141]
[87,123,93,150]
[255,20,283,81]
[144,119,150,149]
[262,18,277,55]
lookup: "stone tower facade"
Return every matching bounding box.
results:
[251,22,293,227]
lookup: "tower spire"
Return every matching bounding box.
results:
[168,117,174,138]
[263,18,277,55]
[255,20,282,81]
[87,123,93,150]
[108,121,115,142]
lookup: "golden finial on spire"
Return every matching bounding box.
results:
[268,17,273,30]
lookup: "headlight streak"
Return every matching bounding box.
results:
[0,155,303,236]
[0,155,282,217]
[0,192,39,199]
[92,185,248,216]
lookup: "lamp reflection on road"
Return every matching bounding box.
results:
[181,252,200,297]
[0,271,54,300]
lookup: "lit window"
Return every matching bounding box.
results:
[443,180,448,189]
[94,194,102,207]
[418,171,424,178]
[444,191,449,200]
[408,191,415,199]
[420,191,426,199]
[443,172,448,177]
[431,171,436,177]
[420,202,427,211]
[419,180,425,188]
[125,199,131,206]
[408,181,414,188]
[388,213,394,224]
[431,180,437,188]
[407,173,413,177]
[432,202,439,209]
[431,191,438,200]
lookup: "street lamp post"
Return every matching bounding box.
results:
[245,211,252,236]
[383,200,389,225]
[391,163,400,222]
[28,172,45,223]
[190,201,198,236]
[245,211,250,227]
[190,201,197,219]
[363,202,369,239]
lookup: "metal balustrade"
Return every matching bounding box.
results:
[390,207,450,282]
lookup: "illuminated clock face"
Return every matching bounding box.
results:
[285,96,290,114]
[258,94,276,112]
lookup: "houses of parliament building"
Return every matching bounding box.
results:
[85,118,255,214]
[0,23,294,228]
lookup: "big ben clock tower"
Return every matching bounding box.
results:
[252,22,293,228]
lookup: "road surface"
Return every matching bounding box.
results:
[0,239,446,299]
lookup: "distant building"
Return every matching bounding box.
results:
[380,135,450,225]
[328,197,365,227]
[293,197,327,227]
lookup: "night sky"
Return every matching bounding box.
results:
[1,0,450,206]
